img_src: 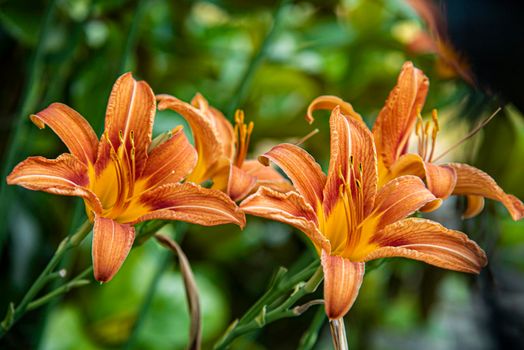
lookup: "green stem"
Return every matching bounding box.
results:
[0,0,59,255]
[123,250,171,350]
[225,0,290,116]
[0,220,92,338]
[118,0,148,74]
[27,267,93,311]
[213,262,323,350]
[297,304,327,350]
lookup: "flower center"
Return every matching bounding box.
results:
[415,109,439,162]
[233,110,254,168]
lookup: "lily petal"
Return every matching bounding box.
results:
[241,159,292,192]
[139,126,197,189]
[7,154,102,213]
[366,218,487,273]
[321,250,365,320]
[260,143,326,209]
[373,175,436,228]
[92,216,135,282]
[373,62,429,168]
[323,107,351,215]
[136,182,245,228]
[30,103,99,165]
[347,116,379,217]
[420,162,456,211]
[157,94,223,184]
[240,187,329,252]
[463,195,485,219]
[103,72,155,176]
[448,163,524,220]
[378,153,455,211]
[227,165,257,202]
[191,93,235,160]
[306,95,362,124]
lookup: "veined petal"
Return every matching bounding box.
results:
[347,117,378,217]
[448,163,524,220]
[366,218,487,273]
[306,95,362,124]
[240,187,329,252]
[30,103,99,165]
[379,153,455,211]
[321,251,365,320]
[7,154,102,214]
[92,216,135,282]
[136,182,245,227]
[373,62,429,168]
[157,94,222,184]
[103,73,155,176]
[260,143,326,209]
[323,107,351,215]
[227,165,257,202]
[139,126,197,189]
[372,175,436,229]
[420,162,456,211]
[241,159,293,193]
[191,93,235,160]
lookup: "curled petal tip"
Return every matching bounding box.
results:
[258,155,270,166]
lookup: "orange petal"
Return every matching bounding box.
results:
[157,94,226,184]
[136,182,245,228]
[103,73,156,176]
[139,126,197,189]
[347,116,378,217]
[306,95,362,124]
[192,93,235,160]
[7,154,102,214]
[227,165,257,202]
[323,107,351,215]
[366,218,487,273]
[448,163,524,220]
[373,62,429,168]
[324,108,378,217]
[92,216,135,282]
[463,195,485,219]
[379,153,454,212]
[419,162,456,212]
[30,103,99,165]
[373,175,436,228]
[379,153,426,186]
[260,143,326,209]
[241,159,293,193]
[240,187,330,252]
[321,250,365,320]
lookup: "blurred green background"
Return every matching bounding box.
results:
[1,0,523,349]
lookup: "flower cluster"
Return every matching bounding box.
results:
[8,63,523,326]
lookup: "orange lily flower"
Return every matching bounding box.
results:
[307,62,524,220]
[7,73,245,283]
[240,107,486,320]
[156,93,291,201]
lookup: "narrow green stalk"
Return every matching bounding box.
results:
[123,249,171,350]
[27,267,93,311]
[118,0,149,74]
[0,0,59,255]
[213,263,323,350]
[225,0,290,116]
[297,304,327,350]
[0,220,92,338]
